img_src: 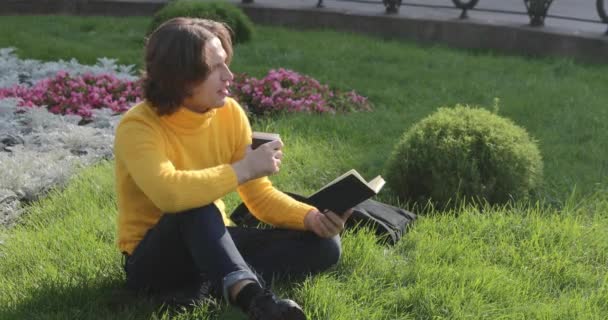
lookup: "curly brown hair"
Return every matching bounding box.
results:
[143,17,233,116]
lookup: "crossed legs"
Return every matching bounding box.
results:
[124,204,341,304]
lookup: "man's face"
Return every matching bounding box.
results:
[182,37,233,113]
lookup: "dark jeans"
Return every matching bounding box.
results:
[124,203,341,303]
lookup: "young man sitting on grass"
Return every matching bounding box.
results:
[113,17,353,320]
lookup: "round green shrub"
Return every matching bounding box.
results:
[385,105,543,208]
[148,0,254,44]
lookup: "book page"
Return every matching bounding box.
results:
[321,169,366,191]
[368,176,386,194]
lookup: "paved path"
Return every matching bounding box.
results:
[117,0,608,35]
[228,0,607,35]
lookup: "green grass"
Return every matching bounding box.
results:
[1,15,607,319]
[0,16,148,65]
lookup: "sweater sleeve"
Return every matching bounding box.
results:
[237,178,315,230]
[114,118,238,213]
[229,102,316,229]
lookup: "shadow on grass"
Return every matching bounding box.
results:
[2,278,169,320]
[1,277,252,320]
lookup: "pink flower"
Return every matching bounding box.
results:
[229,68,371,116]
[0,71,142,121]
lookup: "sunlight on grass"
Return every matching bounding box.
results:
[1,161,606,319]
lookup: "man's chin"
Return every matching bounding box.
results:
[191,101,224,113]
[215,97,227,107]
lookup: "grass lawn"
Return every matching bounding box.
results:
[0,15,607,319]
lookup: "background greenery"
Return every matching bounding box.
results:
[148,0,255,43]
[0,15,606,319]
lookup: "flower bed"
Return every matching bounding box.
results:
[0,72,142,121]
[230,68,372,116]
[0,48,137,227]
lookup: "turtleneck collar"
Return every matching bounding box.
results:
[160,107,218,134]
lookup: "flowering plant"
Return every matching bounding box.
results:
[0,71,142,121]
[0,47,138,89]
[230,68,372,116]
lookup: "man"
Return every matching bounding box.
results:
[114,17,352,320]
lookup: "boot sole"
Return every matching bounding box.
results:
[284,307,307,320]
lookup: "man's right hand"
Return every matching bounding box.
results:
[231,139,283,184]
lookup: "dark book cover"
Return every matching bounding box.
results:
[307,173,383,215]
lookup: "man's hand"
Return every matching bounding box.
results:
[231,139,283,184]
[304,208,353,238]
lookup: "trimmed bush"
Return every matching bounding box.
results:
[385,105,543,208]
[148,0,254,44]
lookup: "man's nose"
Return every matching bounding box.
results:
[224,68,234,82]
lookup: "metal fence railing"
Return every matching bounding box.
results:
[242,0,608,35]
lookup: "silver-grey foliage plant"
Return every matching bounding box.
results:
[0,48,136,226]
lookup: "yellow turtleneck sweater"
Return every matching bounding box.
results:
[114,98,315,254]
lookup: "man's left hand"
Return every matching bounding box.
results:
[304,208,353,238]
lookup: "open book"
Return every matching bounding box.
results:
[251,131,281,150]
[307,169,385,215]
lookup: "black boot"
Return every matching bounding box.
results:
[247,290,307,320]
